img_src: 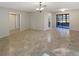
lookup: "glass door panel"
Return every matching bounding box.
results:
[56,14,69,29]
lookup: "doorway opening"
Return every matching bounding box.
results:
[56,14,69,29]
[9,12,20,34]
[48,16,51,29]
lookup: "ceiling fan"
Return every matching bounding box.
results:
[36,2,46,13]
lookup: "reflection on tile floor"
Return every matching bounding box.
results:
[42,53,50,56]
[0,28,79,56]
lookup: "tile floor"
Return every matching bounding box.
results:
[0,28,79,56]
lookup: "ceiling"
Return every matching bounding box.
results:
[0,2,79,12]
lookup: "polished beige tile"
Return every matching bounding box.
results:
[0,28,79,56]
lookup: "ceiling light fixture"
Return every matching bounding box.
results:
[36,2,46,13]
[40,7,44,10]
[36,8,39,10]
[60,8,68,12]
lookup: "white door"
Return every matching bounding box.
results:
[9,14,16,31]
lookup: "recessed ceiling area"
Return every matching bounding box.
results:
[0,2,79,12]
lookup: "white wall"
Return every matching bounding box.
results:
[30,12,52,31]
[30,12,44,30]
[0,8,9,38]
[20,11,29,31]
[16,14,20,29]
[52,12,56,28]
[69,11,79,31]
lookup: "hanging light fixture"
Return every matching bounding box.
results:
[59,8,69,12]
[36,2,46,13]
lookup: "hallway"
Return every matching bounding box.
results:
[0,28,79,56]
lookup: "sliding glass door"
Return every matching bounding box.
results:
[56,14,69,29]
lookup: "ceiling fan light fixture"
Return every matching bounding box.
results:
[61,9,66,12]
[59,8,69,12]
[35,2,46,13]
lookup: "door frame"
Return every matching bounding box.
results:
[9,12,20,33]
